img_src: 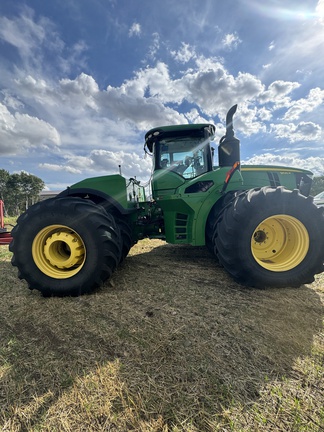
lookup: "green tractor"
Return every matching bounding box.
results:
[10,105,324,296]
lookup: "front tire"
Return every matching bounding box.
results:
[213,187,324,288]
[10,197,122,296]
[116,218,133,263]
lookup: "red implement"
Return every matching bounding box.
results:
[0,200,12,245]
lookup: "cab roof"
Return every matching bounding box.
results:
[144,123,215,153]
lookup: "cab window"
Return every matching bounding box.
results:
[158,138,209,179]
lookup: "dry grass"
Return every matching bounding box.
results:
[0,240,323,431]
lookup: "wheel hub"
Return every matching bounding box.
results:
[251,214,309,272]
[44,231,84,269]
[32,225,86,279]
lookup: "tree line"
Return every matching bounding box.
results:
[0,169,45,216]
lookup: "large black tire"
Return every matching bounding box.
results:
[206,190,238,254]
[10,197,122,296]
[213,187,324,288]
[115,217,133,263]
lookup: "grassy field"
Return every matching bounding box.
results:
[0,238,323,431]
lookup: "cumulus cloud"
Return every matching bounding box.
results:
[284,87,324,120]
[184,108,209,124]
[0,7,323,184]
[14,75,58,107]
[234,105,267,136]
[270,121,322,142]
[259,80,300,104]
[3,53,321,181]
[131,57,264,118]
[39,162,82,174]
[59,73,99,110]
[258,107,273,121]
[0,102,60,155]
[39,150,153,181]
[243,153,324,176]
[171,43,196,63]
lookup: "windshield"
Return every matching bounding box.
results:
[156,136,211,179]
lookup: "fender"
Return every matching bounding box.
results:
[57,187,137,215]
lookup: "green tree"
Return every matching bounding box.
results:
[19,171,45,209]
[0,169,10,201]
[5,174,23,216]
[0,170,45,216]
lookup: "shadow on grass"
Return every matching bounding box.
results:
[0,242,323,430]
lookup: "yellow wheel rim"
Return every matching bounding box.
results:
[32,225,86,279]
[251,215,309,272]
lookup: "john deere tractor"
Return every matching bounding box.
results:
[10,105,324,296]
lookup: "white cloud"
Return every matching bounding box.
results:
[234,105,267,136]
[0,6,87,79]
[259,80,300,104]
[39,150,153,181]
[14,75,57,107]
[101,85,187,130]
[0,5,323,185]
[270,121,321,142]
[222,33,242,50]
[284,87,324,120]
[133,57,264,120]
[39,163,82,174]
[0,102,60,155]
[171,43,196,63]
[3,54,317,180]
[129,22,141,37]
[184,108,209,124]
[0,7,64,75]
[0,9,47,59]
[60,73,99,110]
[258,107,273,121]
[243,153,324,176]
[146,32,160,60]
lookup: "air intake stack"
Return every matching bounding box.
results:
[218,104,240,167]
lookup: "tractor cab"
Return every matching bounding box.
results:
[145,123,216,177]
[144,105,241,197]
[145,123,216,195]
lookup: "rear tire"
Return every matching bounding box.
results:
[206,190,238,254]
[10,197,122,296]
[213,187,324,287]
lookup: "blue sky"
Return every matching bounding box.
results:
[0,0,324,190]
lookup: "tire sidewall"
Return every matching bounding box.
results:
[215,187,324,287]
[13,199,120,294]
[233,193,323,283]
